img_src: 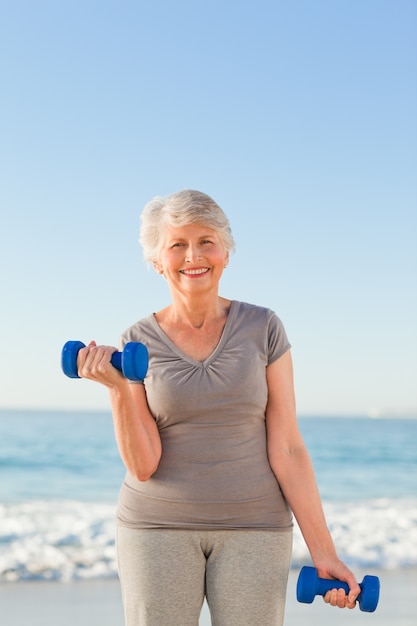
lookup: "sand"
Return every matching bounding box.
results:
[1,569,415,625]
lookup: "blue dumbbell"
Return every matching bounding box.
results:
[296,566,380,613]
[61,341,148,381]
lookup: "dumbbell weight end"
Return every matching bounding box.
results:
[62,341,86,378]
[119,342,148,381]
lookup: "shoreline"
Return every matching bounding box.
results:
[1,569,415,625]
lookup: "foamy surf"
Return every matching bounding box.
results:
[1,497,417,582]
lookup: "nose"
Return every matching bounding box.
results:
[185,244,201,263]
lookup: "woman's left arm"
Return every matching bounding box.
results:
[266,350,361,609]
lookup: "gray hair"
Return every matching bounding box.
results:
[139,189,236,263]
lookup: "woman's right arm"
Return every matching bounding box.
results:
[77,342,162,481]
[109,381,162,481]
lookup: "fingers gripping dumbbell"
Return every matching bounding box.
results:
[61,341,148,381]
[296,566,380,613]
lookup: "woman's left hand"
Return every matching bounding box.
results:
[316,560,361,609]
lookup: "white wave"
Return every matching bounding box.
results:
[292,498,417,571]
[0,501,117,582]
[1,498,417,582]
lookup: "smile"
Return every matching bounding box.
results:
[180,268,210,276]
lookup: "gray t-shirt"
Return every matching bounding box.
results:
[116,300,293,531]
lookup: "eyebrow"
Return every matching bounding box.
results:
[167,234,215,244]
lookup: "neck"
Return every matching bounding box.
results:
[166,294,228,329]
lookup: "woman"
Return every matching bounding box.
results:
[77,190,360,626]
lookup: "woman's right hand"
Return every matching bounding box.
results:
[76,341,125,388]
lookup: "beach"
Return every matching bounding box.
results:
[1,569,415,625]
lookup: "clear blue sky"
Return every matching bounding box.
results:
[1,0,416,415]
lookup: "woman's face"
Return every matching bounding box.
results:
[154,223,229,298]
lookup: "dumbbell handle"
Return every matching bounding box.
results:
[315,576,350,596]
[61,340,148,381]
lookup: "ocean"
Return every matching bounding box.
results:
[1,409,416,583]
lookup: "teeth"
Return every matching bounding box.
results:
[181,268,209,275]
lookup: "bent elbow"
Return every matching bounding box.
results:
[132,459,160,482]
[135,471,154,482]
[134,472,152,483]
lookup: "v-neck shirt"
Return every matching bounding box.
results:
[116,300,293,531]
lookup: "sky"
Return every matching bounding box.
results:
[1,0,416,416]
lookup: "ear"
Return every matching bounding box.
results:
[224,251,229,268]
[153,260,163,275]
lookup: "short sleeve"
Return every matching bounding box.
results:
[267,312,291,365]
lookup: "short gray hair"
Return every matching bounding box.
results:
[139,189,236,263]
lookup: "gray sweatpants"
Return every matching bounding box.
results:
[116,526,292,626]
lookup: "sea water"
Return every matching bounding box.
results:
[0,410,416,582]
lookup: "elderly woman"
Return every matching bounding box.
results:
[77,190,360,626]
